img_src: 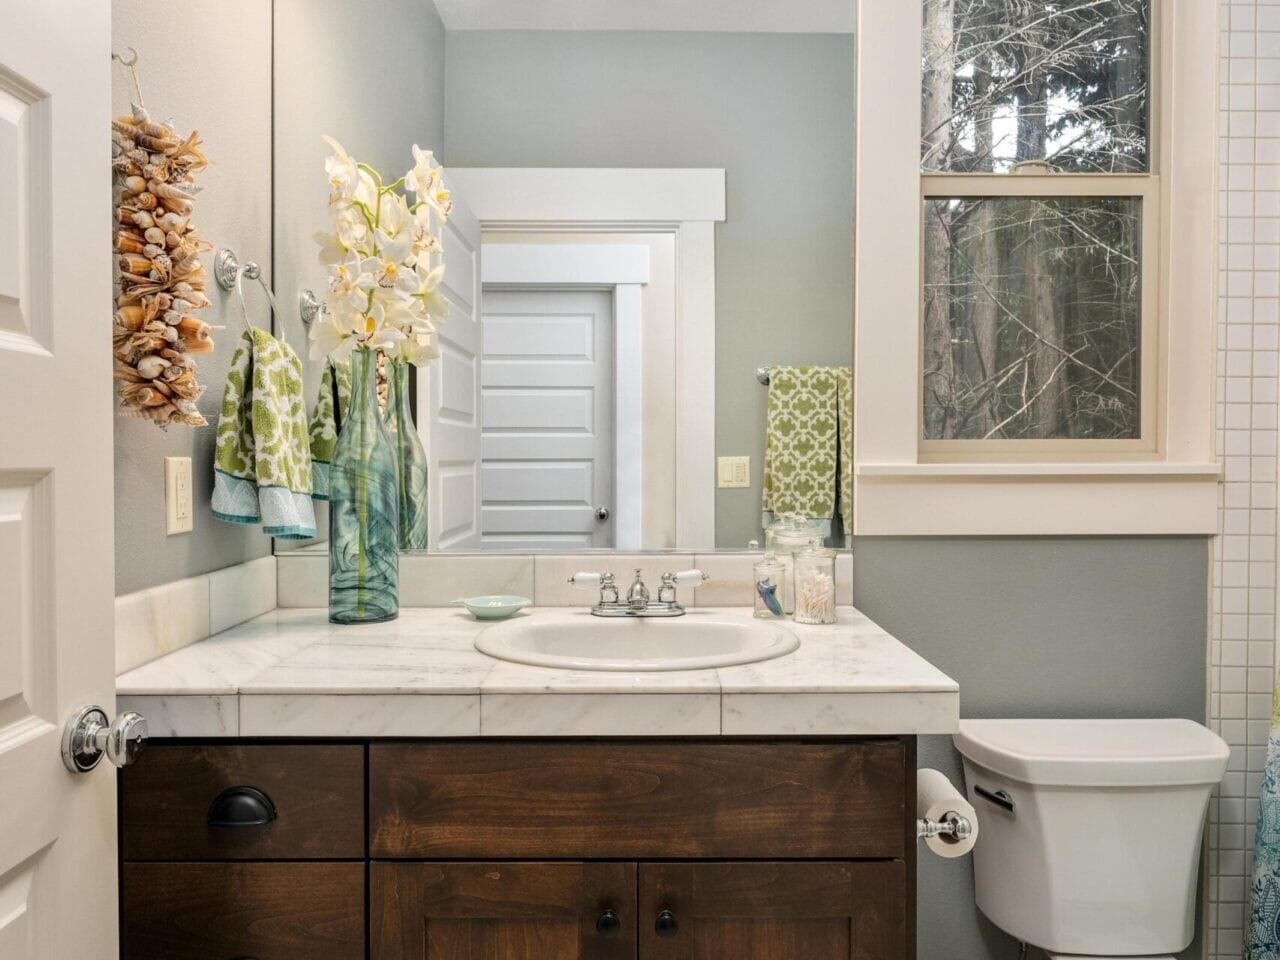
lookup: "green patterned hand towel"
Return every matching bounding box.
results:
[762,365,843,535]
[307,358,351,501]
[836,366,853,545]
[212,327,316,538]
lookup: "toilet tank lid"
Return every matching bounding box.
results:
[953,719,1229,787]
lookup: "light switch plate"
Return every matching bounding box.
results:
[165,456,193,535]
[717,456,751,489]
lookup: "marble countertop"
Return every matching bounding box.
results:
[117,606,959,738]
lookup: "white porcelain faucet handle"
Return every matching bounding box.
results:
[672,569,709,587]
[569,571,603,589]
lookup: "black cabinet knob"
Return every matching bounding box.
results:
[596,909,621,937]
[207,785,276,827]
[655,909,679,939]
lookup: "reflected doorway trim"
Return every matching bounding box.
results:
[483,243,648,550]
[447,168,725,549]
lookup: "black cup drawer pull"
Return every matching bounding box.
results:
[207,785,277,827]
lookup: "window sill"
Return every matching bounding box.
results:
[852,462,1221,536]
[856,462,1222,480]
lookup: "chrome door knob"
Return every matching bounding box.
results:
[61,705,147,773]
[595,507,610,521]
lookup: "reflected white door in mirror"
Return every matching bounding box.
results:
[481,287,618,549]
[434,167,725,551]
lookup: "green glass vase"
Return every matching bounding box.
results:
[328,347,399,623]
[385,358,429,551]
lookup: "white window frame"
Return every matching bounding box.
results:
[852,0,1219,535]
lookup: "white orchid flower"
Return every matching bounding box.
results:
[409,206,443,261]
[314,230,347,266]
[330,204,369,249]
[360,232,418,296]
[405,144,440,197]
[312,138,453,365]
[419,178,453,222]
[322,135,361,197]
[412,260,451,320]
[378,191,412,237]
[400,332,440,365]
[326,252,373,303]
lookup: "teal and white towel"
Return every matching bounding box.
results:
[212,327,316,538]
[307,358,351,501]
[1251,697,1280,956]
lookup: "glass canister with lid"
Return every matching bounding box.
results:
[793,544,837,624]
[764,513,822,614]
[752,554,787,619]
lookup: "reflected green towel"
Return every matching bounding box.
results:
[212,327,316,538]
[762,365,842,529]
[837,366,852,542]
[307,359,351,501]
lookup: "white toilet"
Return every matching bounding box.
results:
[953,718,1230,960]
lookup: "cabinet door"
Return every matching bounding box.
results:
[638,862,907,960]
[372,861,637,960]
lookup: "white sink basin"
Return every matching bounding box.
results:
[474,612,800,672]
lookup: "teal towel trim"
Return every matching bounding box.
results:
[265,524,317,539]
[212,509,261,525]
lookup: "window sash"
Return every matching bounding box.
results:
[917,176,1161,459]
[915,4,1163,458]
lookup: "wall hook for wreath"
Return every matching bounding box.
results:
[111,47,146,110]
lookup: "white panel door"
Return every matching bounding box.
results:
[0,3,118,958]
[480,289,614,549]
[419,189,483,550]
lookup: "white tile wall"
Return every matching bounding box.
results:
[1213,3,1280,955]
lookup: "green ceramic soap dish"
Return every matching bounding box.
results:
[452,595,531,620]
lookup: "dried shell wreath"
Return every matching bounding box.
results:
[111,104,215,427]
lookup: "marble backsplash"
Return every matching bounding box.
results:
[117,551,853,676]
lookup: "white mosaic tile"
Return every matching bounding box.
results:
[1212,2,1280,954]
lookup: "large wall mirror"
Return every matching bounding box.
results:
[271,1,855,554]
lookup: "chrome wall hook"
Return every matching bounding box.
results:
[299,288,324,328]
[214,248,260,292]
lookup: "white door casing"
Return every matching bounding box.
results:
[445,168,723,549]
[0,3,118,958]
[481,288,616,549]
[419,189,483,550]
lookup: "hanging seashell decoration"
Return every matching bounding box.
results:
[111,103,214,427]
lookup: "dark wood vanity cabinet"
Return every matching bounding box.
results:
[119,738,915,960]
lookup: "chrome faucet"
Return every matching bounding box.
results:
[569,568,709,617]
[626,569,650,611]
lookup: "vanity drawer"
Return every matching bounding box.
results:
[370,740,906,859]
[121,861,365,960]
[120,743,364,860]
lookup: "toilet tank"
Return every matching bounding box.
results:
[954,719,1229,957]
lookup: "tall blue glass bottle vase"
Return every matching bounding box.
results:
[329,346,399,623]
[385,358,429,551]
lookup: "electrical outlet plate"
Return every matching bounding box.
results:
[717,456,751,489]
[165,456,193,535]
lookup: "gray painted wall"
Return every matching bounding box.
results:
[443,30,855,550]
[272,0,448,550]
[852,536,1209,959]
[112,1,274,595]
